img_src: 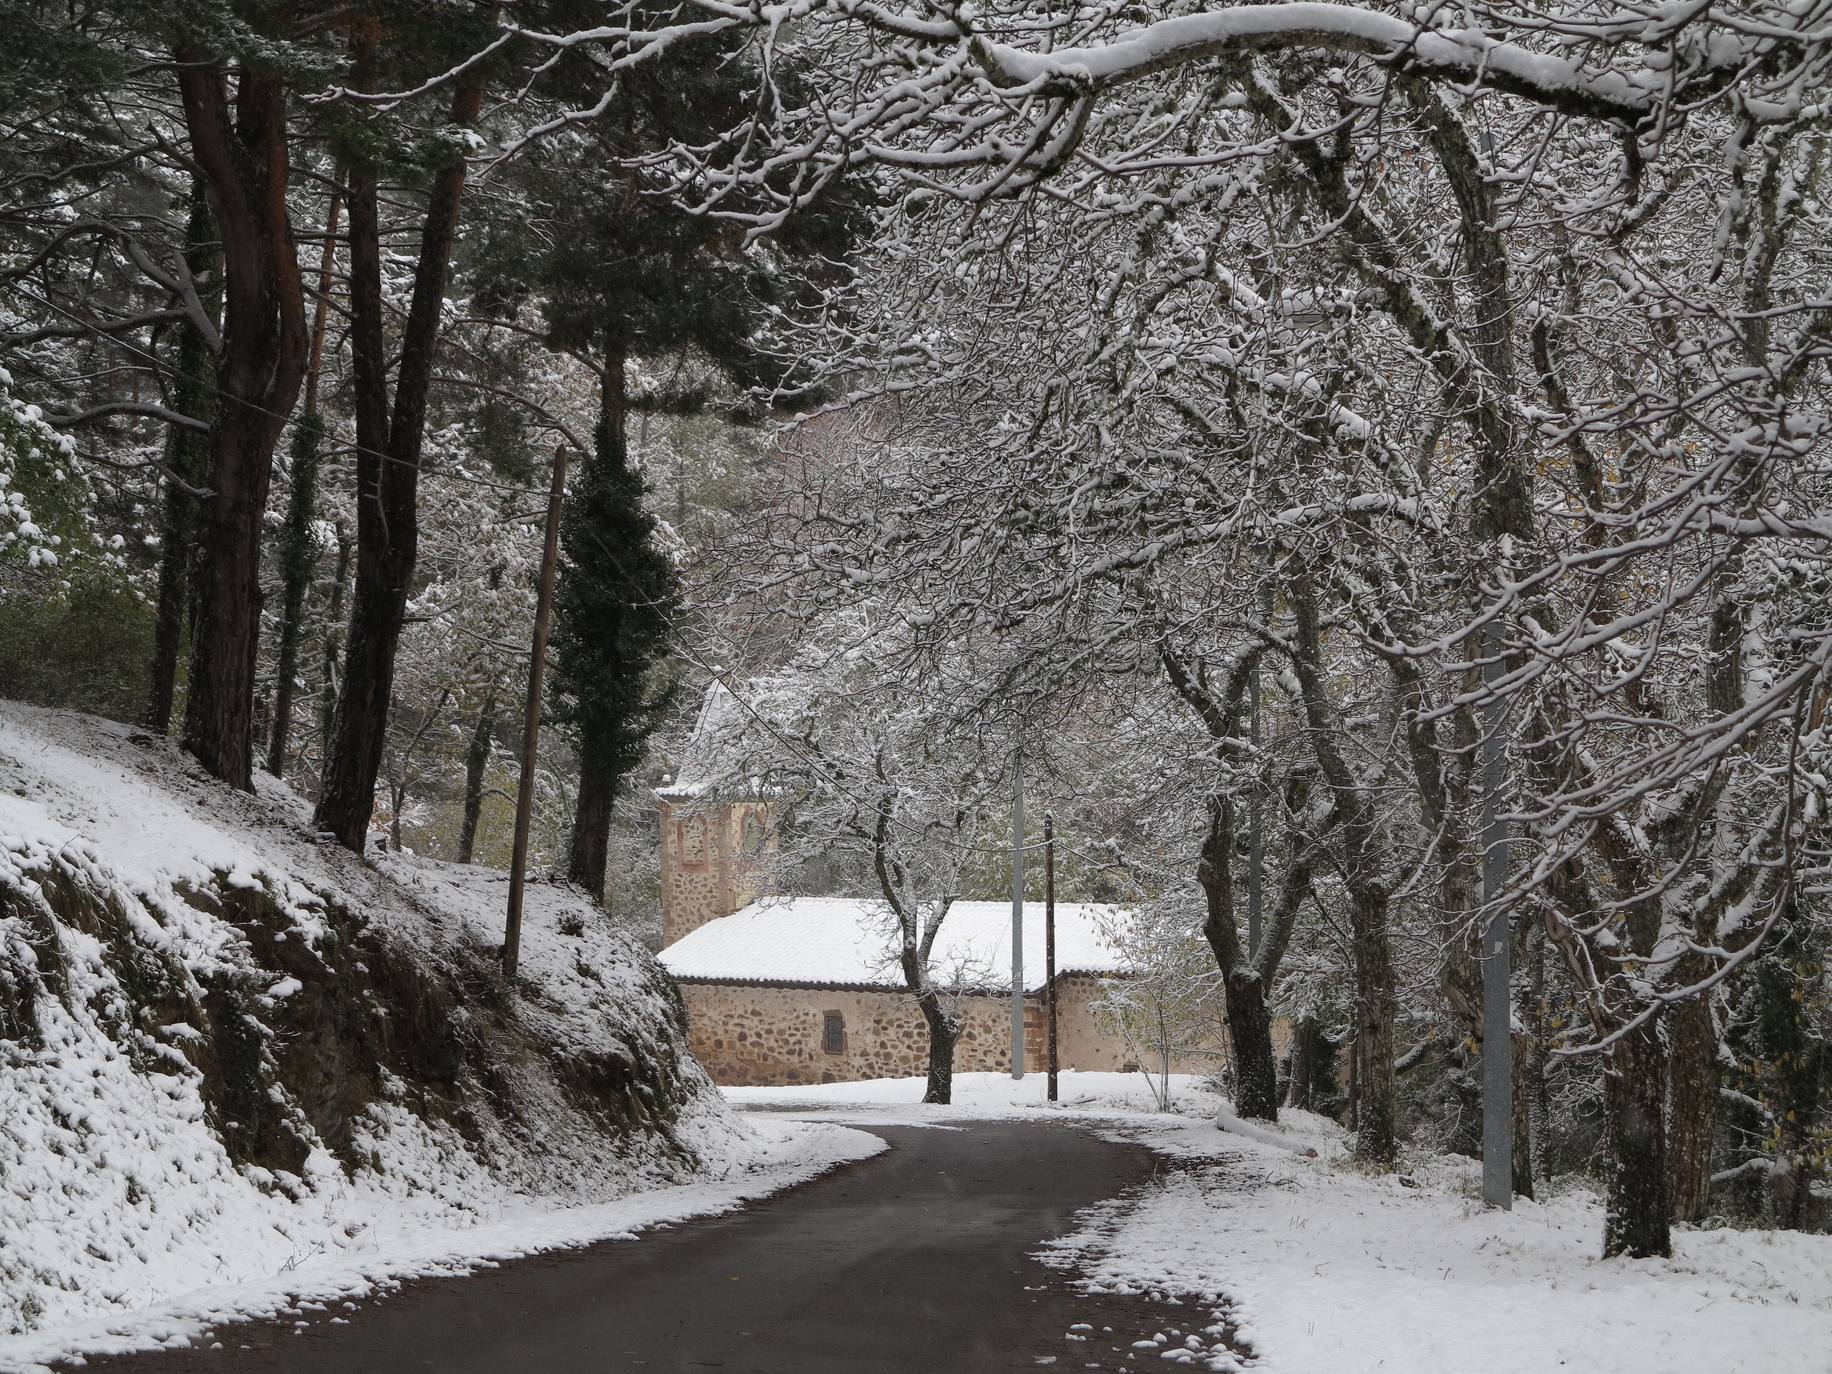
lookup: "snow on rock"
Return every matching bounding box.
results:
[0,703,877,1362]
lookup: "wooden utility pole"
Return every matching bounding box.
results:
[1009,745,1025,1079]
[1045,813,1058,1103]
[503,443,568,979]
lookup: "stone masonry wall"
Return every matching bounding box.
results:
[680,981,1135,1087]
[658,799,774,948]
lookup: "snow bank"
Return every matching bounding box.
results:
[1049,1110,1832,1374]
[734,1072,1832,1373]
[0,704,876,1364]
[726,1068,1224,1117]
[0,1117,882,1373]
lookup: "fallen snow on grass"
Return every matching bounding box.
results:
[726,1069,1223,1119]
[1050,1109,1832,1374]
[0,1116,882,1373]
[731,1073,1832,1374]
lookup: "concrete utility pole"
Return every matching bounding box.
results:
[1010,745,1025,1079]
[503,443,568,980]
[1248,661,1263,958]
[1045,813,1059,1103]
[1480,621,1513,1209]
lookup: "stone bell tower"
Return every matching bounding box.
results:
[657,793,775,948]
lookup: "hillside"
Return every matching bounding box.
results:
[0,702,833,1345]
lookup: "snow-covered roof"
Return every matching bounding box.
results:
[658,896,1128,992]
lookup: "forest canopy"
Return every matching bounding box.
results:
[1,0,1828,1266]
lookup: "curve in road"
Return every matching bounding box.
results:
[79,1117,1193,1373]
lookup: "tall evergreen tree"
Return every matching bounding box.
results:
[509,37,862,901]
[552,340,680,898]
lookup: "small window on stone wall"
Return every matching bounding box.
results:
[822,1010,845,1055]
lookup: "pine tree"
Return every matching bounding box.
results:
[511,34,864,901]
[552,342,680,898]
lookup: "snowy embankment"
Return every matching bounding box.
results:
[735,1073,1832,1374]
[0,704,879,1369]
[1062,1106,1832,1374]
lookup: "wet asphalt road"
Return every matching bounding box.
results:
[78,1117,1169,1374]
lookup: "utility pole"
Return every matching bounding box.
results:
[1045,813,1058,1103]
[1010,745,1025,1079]
[504,443,568,980]
[1480,620,1513,1209]
[1248,660,1263,958]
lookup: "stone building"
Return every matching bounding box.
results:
[653,772,1176,1086]
[659,894,1137,1086]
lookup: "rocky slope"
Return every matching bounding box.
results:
[0,702,751,1336]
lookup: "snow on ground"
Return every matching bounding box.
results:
[734,1073,1832,1374]
[0,1118,881,1374]
[726,1068,1223,1121]
[0,703,881,1370]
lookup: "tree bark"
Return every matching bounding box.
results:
[1511,1031,1537,1199]
[266,411,323,776]
[1284,1016,1338,1111]
[1351,885,1399,1167]
[457,690,497,864]
[173,54,307,787]
[1752,915,1826,1228]
[566,341,631,900]
[1193,794,1283,1123]
[1604,1017,1673,1258]
[1666,981,1719,1224]
[315,518,352,790]
[144,175,215,735]
[1225,970,1281,1120]
[266,188,342,776]
[1288,573,1397,1166]
[569,724,618,897]
[1163,646,1304,1126]
[917,990,960,1105]
[314,66,485,849]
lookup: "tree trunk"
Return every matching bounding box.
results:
[314,69,484,850]
[144,176,216,735]
[173,56,307,788]
[1604,1017,1672,1258]
[1283,1020,1310,1110]
[457,691,496,864]
[1511,1031,1537,1200]
[1191,789,1284,1124]
[568,726,618,898]
[1352,887,1399,1167]
[315,519,352,790]
[1284,1016,1338,1112]
[1753,917,1826,1228]
[1226,970,1281,1121]
[266,412,323,776]
[565,341,631,900]
[1666,982,1719,1224]
[266,189,342,776]
[917,991,959,1105]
